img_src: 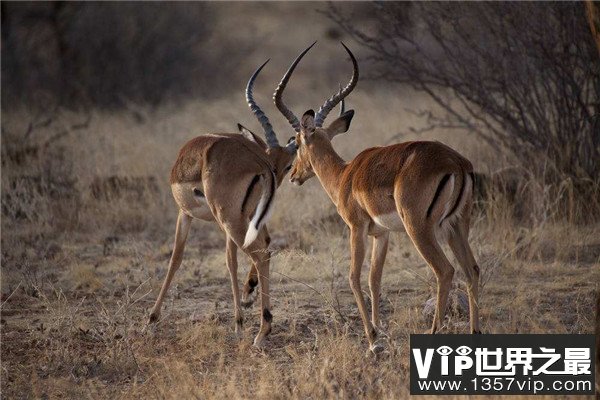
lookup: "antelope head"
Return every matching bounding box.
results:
[240,58,299,186]
[274,42,358,186]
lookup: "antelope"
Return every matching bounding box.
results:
[280,43,481,353]
[147,55,303,348]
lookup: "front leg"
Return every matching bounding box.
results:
[349,225,379,353]
[369,232,389,330]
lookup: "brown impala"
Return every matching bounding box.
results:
[280,43,481,353]
[147,51,309,348]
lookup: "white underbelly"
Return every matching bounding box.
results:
[171,182,215,221]
[372,212,405,232]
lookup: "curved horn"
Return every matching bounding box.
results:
[273,41,317,133]
[314,42,359,128]
[246,59,279,147]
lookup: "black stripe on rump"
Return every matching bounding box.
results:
[427,174,452,218]
[255,172,275,229]
[442,173,468,226]
[241,174,260,213]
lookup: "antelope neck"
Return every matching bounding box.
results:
[307,136,346,206]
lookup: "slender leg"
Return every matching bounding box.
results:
[447,220,481,333]
[349,225,380,352]
[225,236,244,336]
[149,211,192,323]
[244,230,272,348]
[242,227,270,307]
[241,263,259,308]
[369,232,389,329]
[404,221,454,333]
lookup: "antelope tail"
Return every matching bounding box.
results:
[243,171,276,248]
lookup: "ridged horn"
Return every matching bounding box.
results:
[246,59,279,147]
[314,42,359,128]
[273,41,317,133]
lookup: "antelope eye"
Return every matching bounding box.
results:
[285,165,292,171]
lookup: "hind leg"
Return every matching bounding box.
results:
[447,219,481,333]
[241,227,270,307]
[149,210,192,323]
[243,229,272,348]
[225,237,244,336]
[404,220,455,333]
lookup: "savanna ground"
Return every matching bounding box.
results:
[1,3,599,399]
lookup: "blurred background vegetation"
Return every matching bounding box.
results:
[1,1,598,238]
[2,2,243,108]
[3,2,597,184]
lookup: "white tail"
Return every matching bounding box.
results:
[243,171,276,248]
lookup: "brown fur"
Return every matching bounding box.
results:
[150,131,295,348]
[291,113,480,352]
[341,141,472,217]
[170,133,271,184]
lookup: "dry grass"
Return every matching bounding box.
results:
[2,92,598,398]
[2,4,599,398]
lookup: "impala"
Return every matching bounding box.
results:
[280,43,481,353]
[147,53,305,347]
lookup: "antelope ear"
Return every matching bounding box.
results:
[238,124,267,149]
[301,110,316,137]
[326,110,354,139]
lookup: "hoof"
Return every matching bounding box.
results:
[253,326,271,349]
[472,330,483,334]
[148,312,160,324]
[241,298,254,309]
[369,342,385,355]
[235,320,244,339]
[253,336,266,349]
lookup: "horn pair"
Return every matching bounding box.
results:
[245,41,358,146]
